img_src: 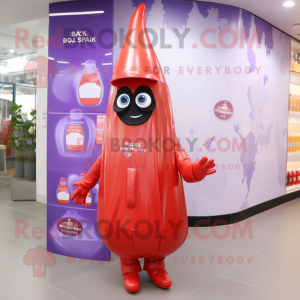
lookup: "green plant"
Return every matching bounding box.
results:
[7,104,27,162]
[22,109,36,163]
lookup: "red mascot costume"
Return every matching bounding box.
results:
[71,3,216,293]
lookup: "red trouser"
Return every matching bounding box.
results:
[120,257,166,279]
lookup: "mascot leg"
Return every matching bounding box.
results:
[120,257,142,293]
[143,257,172,289]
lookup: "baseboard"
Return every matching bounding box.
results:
[188,190,300,227]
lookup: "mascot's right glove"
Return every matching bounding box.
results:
[70,155,102,205]
[70,183,90,205]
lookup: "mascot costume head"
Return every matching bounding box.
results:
[71,3,216,293]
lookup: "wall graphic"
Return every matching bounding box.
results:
[114,0,290,216]
[47,0,112,259]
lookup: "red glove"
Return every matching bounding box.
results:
[70,183,89,205]
[192,156,216,181]
[70,155,102,205]
[174,139,216,182]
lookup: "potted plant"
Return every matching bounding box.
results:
[23,109,36,180]
[7,104,27,178]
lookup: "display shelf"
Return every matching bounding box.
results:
[288,111,300,122]
[286,184,300,194]
[287,152,300,162]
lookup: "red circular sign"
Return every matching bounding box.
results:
[57,218,82,236]
[214,101,233,120]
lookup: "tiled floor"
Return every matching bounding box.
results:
[1,176,300,299]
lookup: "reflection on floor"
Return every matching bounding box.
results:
[0,176,300,300]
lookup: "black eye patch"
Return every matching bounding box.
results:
[113,86,156,126]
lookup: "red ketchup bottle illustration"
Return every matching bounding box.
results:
[65,110,85,152]
[57,178,69,204]
[78,60,102,106]
[80,173,92,206]
[96,115,106,145]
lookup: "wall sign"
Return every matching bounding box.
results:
[214,101,233,120]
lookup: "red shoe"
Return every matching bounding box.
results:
[147,269,172,289]
[123,272,140,293]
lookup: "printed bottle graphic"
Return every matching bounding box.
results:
[66,109,85,152]
[80,173,91,206]
[57,178,69,204]
[79,60,102,106]
[96,115,106,145]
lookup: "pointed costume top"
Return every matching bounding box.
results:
[111,3,167,86]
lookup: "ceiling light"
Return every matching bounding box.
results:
[283,1,295,7]
[293,24,300,28]
[49,11,104,17]
[9,49,14,53]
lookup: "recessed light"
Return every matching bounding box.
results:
[293,24,300,28]
[283,1,295,7]
[9,49,14,53]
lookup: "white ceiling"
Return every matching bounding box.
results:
[0,20,38,53]
[0,0,72,57]
[0,0,72,27]
[0,0,299,54]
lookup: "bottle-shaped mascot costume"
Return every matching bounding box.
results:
[71,3,216,293]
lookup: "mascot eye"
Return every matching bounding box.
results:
[135,93,151,108]
[117,94,130,108]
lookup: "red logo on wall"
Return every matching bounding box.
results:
[57,218,82,236]
[214,101,233,120]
